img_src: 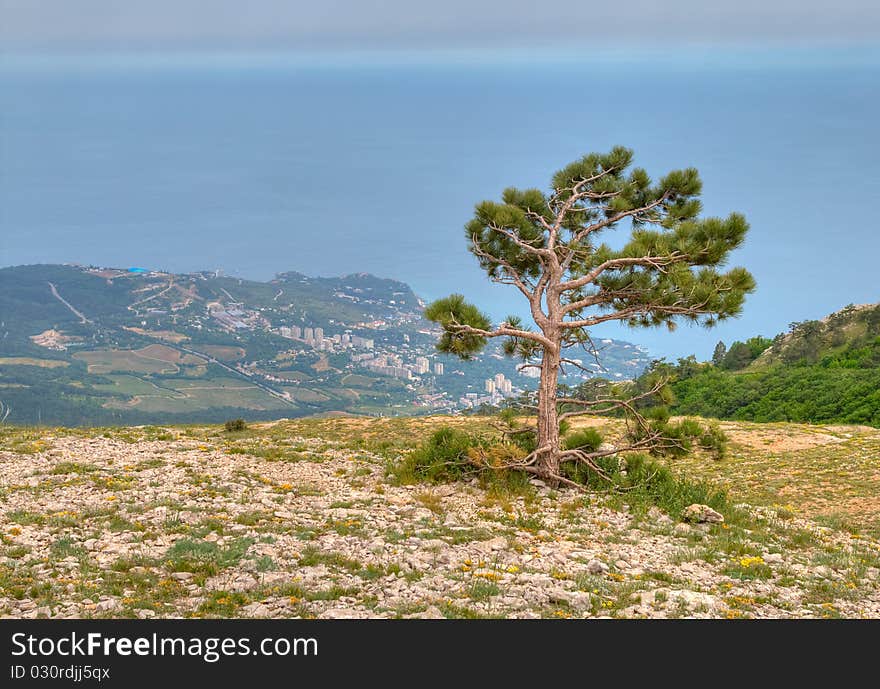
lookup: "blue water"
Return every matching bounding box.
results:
[1,51,878,359]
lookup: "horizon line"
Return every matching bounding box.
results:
[2,42,879,72]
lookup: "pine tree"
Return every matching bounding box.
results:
[426,147,755,483]
[712,341,728,366]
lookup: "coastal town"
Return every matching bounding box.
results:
[3,264,652,425]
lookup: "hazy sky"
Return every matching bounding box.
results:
[2,1,879,50]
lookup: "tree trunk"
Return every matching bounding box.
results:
[535,344,561,478]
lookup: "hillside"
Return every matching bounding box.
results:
[0,264,651,426]
[753,302,880,369]
[662,302,880,426]
[1,416,877,619]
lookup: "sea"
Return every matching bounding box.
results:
[1,47,878,359]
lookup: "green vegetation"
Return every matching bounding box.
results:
[646,303,880,426]
[0,263,650,426]
[568,452,730,521]
[164,537,254,576]
[425,145,754,479]
[224,418,247,432]
[392,424,729,521]
[394,426,480,482]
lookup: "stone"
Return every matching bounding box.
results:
[668,590,718,612]
[647,506,673,525]
[585,559,609,575]
[682,504,724,524]
[171,572,194,581]
[405,606,445,619]
[96,599,120,612]
[475,536,507,553]
[317,607,372,619]
[241,602,274,618]
[763,553,784,565]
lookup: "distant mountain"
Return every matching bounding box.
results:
[0,264,652,426]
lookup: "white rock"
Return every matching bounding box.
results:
[96,599,120,612]
[682,504,724,524]
[405,606,445,619]
[586,559,609,575]
[317,607,372,619]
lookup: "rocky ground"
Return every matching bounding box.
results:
[1,419,878,619]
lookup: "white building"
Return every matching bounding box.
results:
[415,356,430,374]
[434,362,444,375]
[351,335,374,349]
[485,379,496,393]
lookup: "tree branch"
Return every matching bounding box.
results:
[559,252,684,296]
[445,320,557,351]
[560,299,713,329]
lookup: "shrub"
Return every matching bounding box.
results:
[638,417,728,460]
[224,418,247,432]
[563,428,603,452]
[698,422,728,459]
[622,454,729,518]
[394,427,479,483]
[395,421,730,522]
[560,451,728,519]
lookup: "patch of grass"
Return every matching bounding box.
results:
[5,545,31,559]
[467,577,500,602]
[0,428,51,454]
[164,537,253,576]
[198,591,249,617]
[414,491,444,514]
[255,555,276,572]
[303,585,358,602]
[7,510,45,526]
[298,547,361,572]
[111,554,160,572]
[50,462,98,475]
[722,556,774,581]
[49,537,86,559]
[438,601,498,619]
[235,510,272,526]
